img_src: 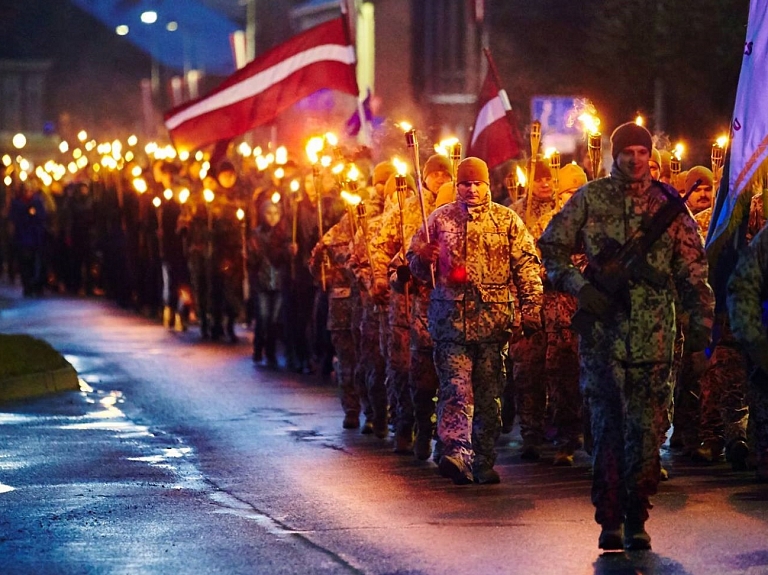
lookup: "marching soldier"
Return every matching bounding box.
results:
[511,156,556,460]
[539,122,714,550]
[408,157,543,485]
[728,223,768,481]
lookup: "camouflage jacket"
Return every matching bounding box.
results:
[407,197,543,344]
[512,195,556,240]
[694,207,712,243]
[538,170,714,362]
[728,224,768,350]
[748,192,767,242]
[308,214,356,330]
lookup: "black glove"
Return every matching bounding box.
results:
[521,309,542,336]
[577,283,611,317]
[396,265,411,284]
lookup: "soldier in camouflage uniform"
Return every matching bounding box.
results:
[389,154,453,459]
[728,223,768,481]
[347,162,395,438]
[685,167,750,468]
[309,209,364,431]
[370,173,418,451]
[539,123,714,551]
[408,157,543,485]
[510,157,554,460]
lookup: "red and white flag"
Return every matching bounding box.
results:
[164,17,359,151]
[467,68,522,169]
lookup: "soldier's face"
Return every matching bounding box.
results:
[262,204,281,227]
[457,181,489,206]
[649,161,661,180]
[425,170,452,194]
[686,183,713,214]
[532,176,553,201]
[616,146,651,180]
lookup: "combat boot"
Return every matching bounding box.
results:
[726,439,750,471]
[438,454,473,485]
[624,519,651,551]
[520,437,541,461]
[598,525,624,551]
[361,419,374,435]
[414,432,433,461]
[692,438,725,463]
[342,412,359,430]
[553,445,575,467]
[393,431,412,453]
[473,466,500,485]
[162,305,173,328]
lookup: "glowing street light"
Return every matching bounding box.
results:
[116,25,129,36]
[140,11,158,24]
[12,133,26,149]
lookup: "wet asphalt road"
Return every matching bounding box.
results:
[2,285,768,575]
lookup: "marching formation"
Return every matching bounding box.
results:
[2,118,767,553]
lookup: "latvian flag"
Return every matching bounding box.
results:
[467,69,522,169]
[165,17,359,152]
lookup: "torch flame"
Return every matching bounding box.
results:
[275,146,288,165]
[203,188,215,203]
[716,135,729,148]
[393,157,408,176]
[290,179,300,193]
[305,137,324,164]
[178,188,190,204]
[635,115,645,127]
[516,166,527,187]
[163,188,173,201]
[347,164,360,181]
[674,142,685,160]
[324,132,338,146]
[133,178,147,194]
[271,191,281,204]
[236,208,245,221]
[398,121,413,132]
[340,190,362,206]
[434,137,460,157]
[577,112,601,136]
[152,197,162,208]
[274,167,285,180]
[543,147,557,159]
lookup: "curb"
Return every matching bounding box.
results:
[0,365,80,402]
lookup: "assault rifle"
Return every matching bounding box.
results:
[570,178,703,337]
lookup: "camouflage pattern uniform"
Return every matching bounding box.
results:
[388,186,440,457]
[510,194,554,450]
[539,166,714,529]
[727,224,768,472]
[692,207,749,462]
[309,213,361,427]
[348,188,388,436]
[407,197,542,476]
[371,186,416,445]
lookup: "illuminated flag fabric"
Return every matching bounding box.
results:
[165,17,359,151]
[707,0,768,252]
[467,67,522,169]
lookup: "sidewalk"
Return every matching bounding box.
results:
[0,284,79,402]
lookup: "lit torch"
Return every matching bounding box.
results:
[711,135,728,209]
[394,172,411,321]
[671,142,684,182]
[548,149,561,209]
[401,121,435,286]
[525,120,542,228]
[289,179,300,280]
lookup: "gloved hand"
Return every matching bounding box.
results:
[521,309,542,336]
[396,265,411,284]
[747,339,768,374]
[685,328,711,354]
[417,242,439,265]
[577,283,611,317]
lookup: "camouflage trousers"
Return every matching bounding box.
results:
[511,330,547,443]
[388,324,412,437]
[748,368,768,454]
[698,342,749,447]
[671,352,702,451]
[581,355,672,527]
[433,341,506,471]
[354,307,388,427]
[330,329,360,418]
[546,329,582,448]
[410,347,439,441]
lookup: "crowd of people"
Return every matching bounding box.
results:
[1,120,767,553]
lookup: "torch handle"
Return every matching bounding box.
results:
[409,142,436,286]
